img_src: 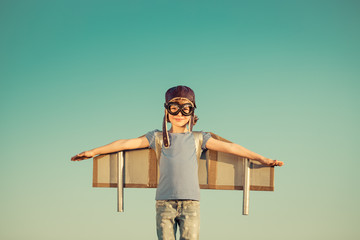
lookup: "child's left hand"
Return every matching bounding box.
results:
[271,160,284,167]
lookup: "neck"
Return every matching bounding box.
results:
[170,125,189,133]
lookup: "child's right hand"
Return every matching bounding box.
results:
[71,151,95,161]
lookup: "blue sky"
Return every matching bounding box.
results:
[1,1,359,239]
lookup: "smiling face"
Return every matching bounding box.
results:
[167,98,193,132]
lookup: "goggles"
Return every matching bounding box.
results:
[164,102,194,116]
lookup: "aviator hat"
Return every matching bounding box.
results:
[162,85,197,148]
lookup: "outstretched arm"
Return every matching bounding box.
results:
[205,137,284,166]
[71,136,150,161]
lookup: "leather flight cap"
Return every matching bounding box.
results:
[165,86,196,107]
[163,86,196,148]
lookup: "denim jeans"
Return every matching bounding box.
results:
[156,200,200,240]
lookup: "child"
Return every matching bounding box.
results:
[71,85,283,240]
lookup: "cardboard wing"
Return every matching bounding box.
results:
[92,133,274,214]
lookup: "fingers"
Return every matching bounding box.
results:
[71,152,87,161]
[273,160,284,167]
[71,156,81,161]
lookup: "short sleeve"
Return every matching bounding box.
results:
[201,132,211,150]
[145,129,160,150]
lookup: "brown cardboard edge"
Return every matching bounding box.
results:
[148,149,157,186]
[93,157,98,187]
[208,150,217,186]
[93,183,272,191]
[208,132,231,187]
[270,166,275,191]
[93,183,158,188]
[200,184,273,191]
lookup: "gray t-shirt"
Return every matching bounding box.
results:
[146,130,211,201]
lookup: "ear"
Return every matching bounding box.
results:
[193,115,198,125]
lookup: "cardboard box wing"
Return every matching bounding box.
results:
[93,133,274,191]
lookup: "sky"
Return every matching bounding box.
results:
[1,0,359,239]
